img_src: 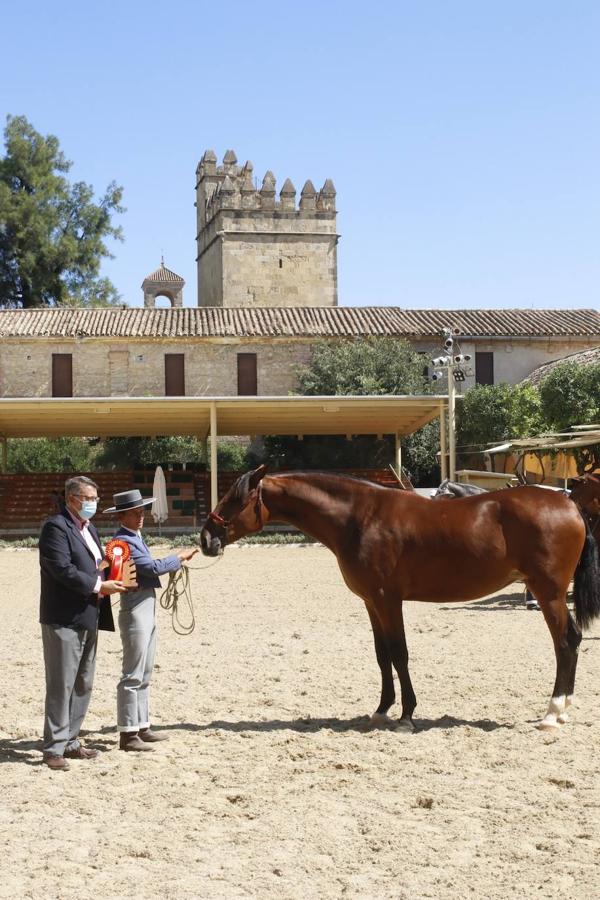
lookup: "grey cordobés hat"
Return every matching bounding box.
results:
[103,490,156,514]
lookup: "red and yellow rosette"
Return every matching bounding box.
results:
[105,538,131,581]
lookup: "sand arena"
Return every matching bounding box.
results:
[1,544,599,899]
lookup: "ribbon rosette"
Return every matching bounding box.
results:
[105,538,131,581]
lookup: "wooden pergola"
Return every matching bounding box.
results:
[0,394,453,505]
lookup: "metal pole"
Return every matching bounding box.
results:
[439,406,447,481]
[448,368,456,481]
[209,402,218,509]
[395,432,402,481]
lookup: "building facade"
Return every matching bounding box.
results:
[1,307,598,401]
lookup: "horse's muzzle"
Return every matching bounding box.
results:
[200,527,223,557]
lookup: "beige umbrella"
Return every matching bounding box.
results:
[151,465,169,535]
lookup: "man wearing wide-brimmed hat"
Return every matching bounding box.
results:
[103,490,198,752]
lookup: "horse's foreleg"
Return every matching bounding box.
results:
[537,598,582,730]
[366,606,395,721]
[385,601,417,731]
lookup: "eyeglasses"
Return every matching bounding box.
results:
[74,494,99,502]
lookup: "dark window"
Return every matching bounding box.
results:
[52,354,73,397]
[475,352,494,385]
[165,354,185,396]
[237,353,257,396]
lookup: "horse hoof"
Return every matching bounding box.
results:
[368,713,396,729]
[557,712,569,725]
[394,719,415,734]
[536,717,562,731]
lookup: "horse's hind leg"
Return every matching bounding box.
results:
[536,596,582,730]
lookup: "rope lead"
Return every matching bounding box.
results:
[159,566,196,635]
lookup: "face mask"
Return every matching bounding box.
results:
[79,500,98,520]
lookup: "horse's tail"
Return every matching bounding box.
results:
[573,516,600,629]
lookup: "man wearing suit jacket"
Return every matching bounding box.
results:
[39,476,124,771]
[103,489,198,752]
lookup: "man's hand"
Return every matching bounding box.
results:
[176,548,199,562]
[99,580,125,595]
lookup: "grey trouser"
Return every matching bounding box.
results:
[117,588,157,732]
[41,623,98,757]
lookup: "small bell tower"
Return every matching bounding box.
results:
[142,258,185,308]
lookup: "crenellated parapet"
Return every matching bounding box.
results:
[196,149,336,223]
[195,149,339,309]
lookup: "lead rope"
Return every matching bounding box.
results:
[158,556,222,635]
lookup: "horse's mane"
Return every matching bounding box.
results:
[269,471,393,490]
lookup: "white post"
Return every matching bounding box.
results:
[209,402,218,510]
[447,368,456,481]
[395,432,402,481]
[439,406,447,481]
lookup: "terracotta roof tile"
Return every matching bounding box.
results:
[0,307,598,339]
[522,345,600,384]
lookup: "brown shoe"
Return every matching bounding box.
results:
[139,728,169,743]
[64,745,99,760]
[44,754,70,771]
[119,732,154,752]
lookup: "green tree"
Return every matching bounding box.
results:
[7,437,95,473]
[538,362,600,430]
[297,337,431,395]
[0,115,124,308]
[457,383,543,459]
[538,361,600,473]
[263,337,440,484]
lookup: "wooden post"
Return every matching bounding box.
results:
[0,437,6,474]
[210,402,218,510]
[448,371,456,481]
[439,405,447,481]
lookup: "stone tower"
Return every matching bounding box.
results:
[142,259,185,308]
[195,150,338,308]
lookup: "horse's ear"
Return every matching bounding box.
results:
[248,464,268,489]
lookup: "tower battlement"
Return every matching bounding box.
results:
[195,149,338,309]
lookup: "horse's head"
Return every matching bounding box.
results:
[571,473,600,518]
[200,464,268,556]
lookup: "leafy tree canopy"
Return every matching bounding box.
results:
[457,383,543,454]
[296,337,432,396]
[0,115,125,308]
[538,361,600,431]
[263,337,440,484]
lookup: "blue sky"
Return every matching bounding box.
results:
[3,1,599,309]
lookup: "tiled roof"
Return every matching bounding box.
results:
[522,345,600,385]
[0,307,598,339]
[141,263,185,285]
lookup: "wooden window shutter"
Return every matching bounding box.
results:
[475,352,494,385]
[237,353,257,396]
[52,354,73,397]
[165,354,185,396]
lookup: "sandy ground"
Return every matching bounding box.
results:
[0,545,599,900]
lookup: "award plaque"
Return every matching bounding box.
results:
[104,538,137,589]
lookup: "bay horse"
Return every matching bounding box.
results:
[200,466,600,731]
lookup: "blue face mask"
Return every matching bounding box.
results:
[79,500,98,520]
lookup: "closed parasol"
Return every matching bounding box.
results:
[151,465,169,533]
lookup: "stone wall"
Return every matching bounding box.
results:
[0,334,595,399]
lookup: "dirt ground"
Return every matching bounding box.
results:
[0,544,599,899]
